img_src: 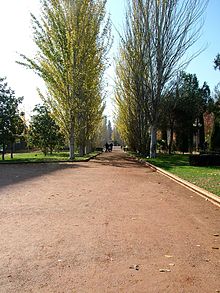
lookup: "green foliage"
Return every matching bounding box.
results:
[115,16,150,154]
[189,154,220,166]
[132,153,220,196]
[160,72,212,153]
[18,0,111,159]
[210,87,220,150]
[148,155,220,196]
[115,0,207,158]
[214,53,220,71]
[29,104,65,155]
[0,77,25,160]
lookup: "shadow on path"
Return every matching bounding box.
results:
[92,149,153,171]
[0,163,89,191]
[0,150,151,191]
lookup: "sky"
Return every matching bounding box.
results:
[0,0,219,121]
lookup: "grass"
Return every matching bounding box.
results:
[0,151,100,164]
[131,153,220,197]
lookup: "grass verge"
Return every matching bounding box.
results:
[0,151,100,164]
[130,153,220,197]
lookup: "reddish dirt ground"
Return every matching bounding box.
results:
[0,149,219,293]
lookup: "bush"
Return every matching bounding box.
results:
[95,147,103,152]
[189,154,220,166]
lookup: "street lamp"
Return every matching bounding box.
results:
[193,118,202,153]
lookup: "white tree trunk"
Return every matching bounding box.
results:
[150,124,157,158]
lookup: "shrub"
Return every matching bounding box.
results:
[189,154,220,166]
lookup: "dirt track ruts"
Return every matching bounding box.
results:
[0,149,219,293]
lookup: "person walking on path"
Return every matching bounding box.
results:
[105,142,109,152]
[109,143,113,152]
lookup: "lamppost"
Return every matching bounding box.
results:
[193,118,202,153]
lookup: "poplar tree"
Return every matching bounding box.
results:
[116,0,208,157]
[18,0,111,159]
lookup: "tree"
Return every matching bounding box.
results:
[175,73,203,152]
[107,120,113,142]
[112,126,123,146]
[210,86,220,151]
[116,0,208,157]
[29,104,65,155]
[115,4,150,154]
[160,73,211,153]
[18,0,111,159]
[214,53,220,71]
[93,115,109,147]
[0,77,24,160]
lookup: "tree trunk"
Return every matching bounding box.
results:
[10,142,14,159]
[69,119,75,160]
[167,127,174,155]
[2,142,5,161]
[86,142,92,154]
[150,124,157,158]
[43,148,47,156]
[79,145,85,157]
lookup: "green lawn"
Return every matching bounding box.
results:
[0,151,100,163]
[134,153,220,196]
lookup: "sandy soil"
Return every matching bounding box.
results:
[0,149,219,293]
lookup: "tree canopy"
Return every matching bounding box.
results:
[0,77,24,160]
[115,0,208,157]
[214,53,220,71]
[29,104,65,155]
[18,0,111,159]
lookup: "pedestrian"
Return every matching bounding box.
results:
[105,142,109,152]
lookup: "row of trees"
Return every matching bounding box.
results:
[2,0,218,159]
[18,0,112,159]
[114,0,209,157]
[0,76,114,159]
[0,77,65,159]
[159,73,212,153]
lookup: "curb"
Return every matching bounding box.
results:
[85,151,103,161]
[143,160,220,208]
[0,152,103,165]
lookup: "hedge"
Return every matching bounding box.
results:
[189,154,220,166]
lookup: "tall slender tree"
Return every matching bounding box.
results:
[115,6,150,154]
[116,0,208,157]
[18,0,111,159]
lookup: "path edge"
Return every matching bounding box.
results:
[0,152,103,165]
[133,156,220,207]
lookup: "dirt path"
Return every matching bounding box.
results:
[0,149,219,293]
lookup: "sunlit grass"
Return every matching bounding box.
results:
[0,151,100,163]
[130,153,220,196]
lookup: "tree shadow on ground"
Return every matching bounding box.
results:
[0,163,89,191]
[93,151,154,172]
[140,154,190,171]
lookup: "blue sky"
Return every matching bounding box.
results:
[186,0,220,90]
[106,0,220,88]
[0,0,219,120]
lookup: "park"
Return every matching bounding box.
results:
[0,0,220,292]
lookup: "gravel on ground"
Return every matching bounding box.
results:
[0,149,219,292]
